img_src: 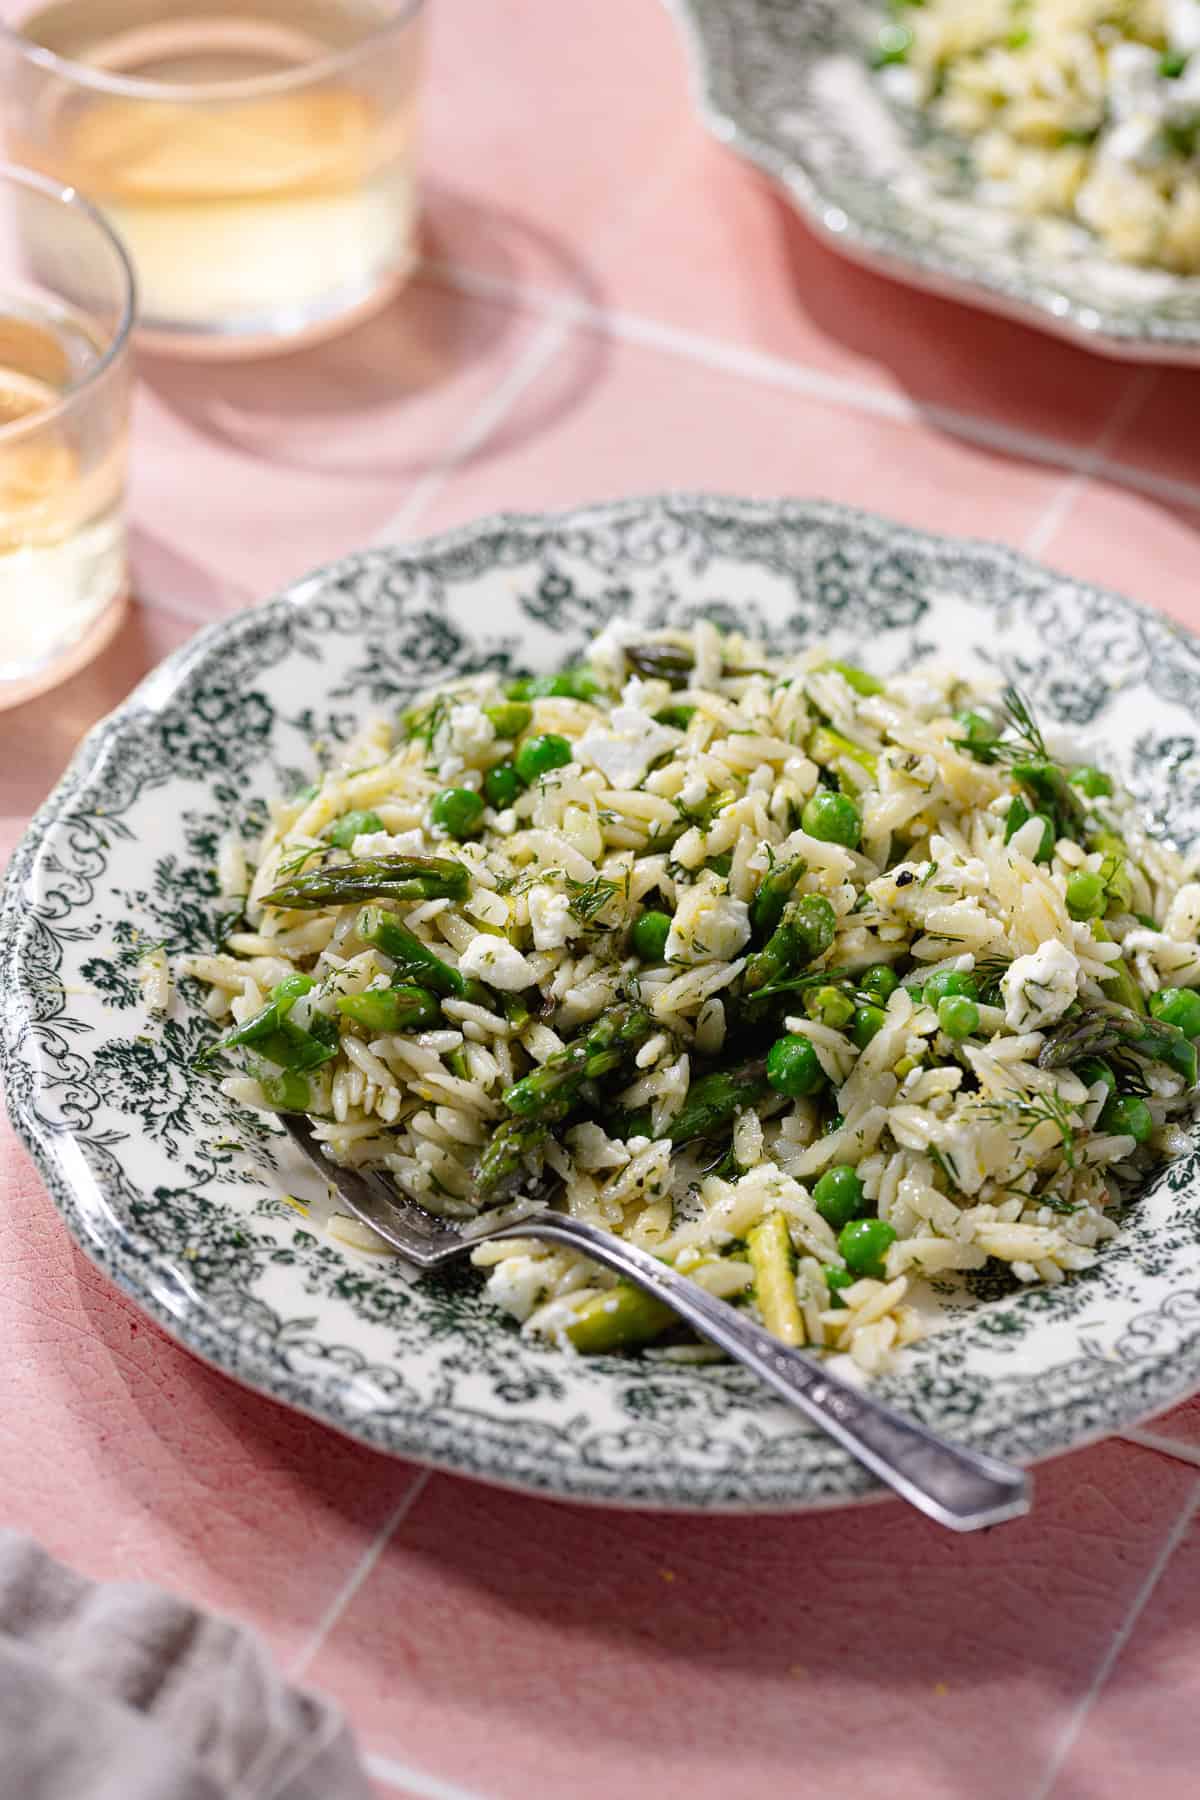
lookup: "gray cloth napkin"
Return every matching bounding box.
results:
[0,1532,371,1800]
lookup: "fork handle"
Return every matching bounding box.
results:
[490,1215,1030,1532]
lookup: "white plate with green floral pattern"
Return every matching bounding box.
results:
[668,0,1200,362]
[5,495,1200,1511]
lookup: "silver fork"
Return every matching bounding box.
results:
[281,1114,1031,1531]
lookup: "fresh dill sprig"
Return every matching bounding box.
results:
[565,874,621,923]
[972,1087,1080,1168]
[958,684,1049,766]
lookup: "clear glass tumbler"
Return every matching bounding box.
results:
[1,0,427,357]
[0,162,132,705]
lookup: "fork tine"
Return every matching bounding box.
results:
[277,1114,465,1268]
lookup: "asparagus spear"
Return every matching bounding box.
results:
[562,1283,677,1353]
[250,1065,326,1113]
[750,854,808,943]
[809,725,879,785]
[744,895,837,992]
[621,642,767,687]
[1012,760,1088,842]
[502,1005,657,1120]
[664,1058,770,1144]
[1038,1001,1197,1087]
[1089,830,1134,913]
[473,1116,553,1199]
[817,660,883,696]
[199,972,314,1062]
[264,853,469,909]
[357,904,488,1004]
[336,985,441,1034]
[1090,920,1145,1014]
[747,1211,805,1347]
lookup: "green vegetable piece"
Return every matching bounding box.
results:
[1012,760,1088,840]
[938,995,979,1040]
[253,1011,339,1073]
[870,20,913,65]
[562,1283,677,1354]
[806,985,856,1029]
[484,700,533,739]
[328,809,384,850]
[792,894,838,961]
[812,1165,865,1231]
[851,1003,887,1049]
[1098,1093,1153,1145]
[747,1212,804,1346]
[473,1116,551,1199]
[1161,49,1189,77]
[766,1034,825,1099]
[255,1067,319,1112]
[654,705,696,730]
[1149,987,1200,1039]
[922,968,978,1007]
[202,972,316,1061]
[744,895,836,992]
[1070,765,1113,798]
[265,853,469,909]
[1090,920,1145,1014]
[447,1047,472,1080]
[859,963,899,1004]
[819,659,883,696]
[749,854,808,943]
[838,1218,897,1280]
[337,985,441,1034]
[514,732,573,784]
[511,667,601,702]
[631,909,672,963]
[483,762,523,810]
[666,1060,771,1144]
[356,905,468,998]
[1073,1056,1116,1096]
[1005,795,1054,861]
[1066,870,1107,921]
[824,1265,854,1308]
[1039,996,1196,1087]
[502,1004,657,1121]
[622,642,695,687]
[431,787,485,840]
[955,710,998,764]
[809,726,879,786]
[801,790,862,849]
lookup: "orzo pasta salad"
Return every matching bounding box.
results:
[188,623,1200,1375]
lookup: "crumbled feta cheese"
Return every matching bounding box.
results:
[484,1255,554,1323]
[679,774,707,809]
[492,808,518,836]
[1001,940,1080,1034]
[1169,0,1200,54]
[587,618,639,679]
[527,885,581,952]
[351,829,426,857]
[447,702,495,760]
[456,936,535,991]
[576,706,680,790]
[664,880,751,965]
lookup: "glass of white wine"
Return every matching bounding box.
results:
[0,162,132,704]
[2,0,427,358]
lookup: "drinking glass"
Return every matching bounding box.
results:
[0,162,132,705]
[2,0,427,357]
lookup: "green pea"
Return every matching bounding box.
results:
[328,809,384,849]
[483,762,523,810]
[938,995,979,1039]
[1149,987,1200,1039]
[807,985,856,1030]
[484,701,533,739]
[859,963,899,1004]
[430,787,485,840]
[766,1033,826,1099]
[1069,765,1113,799]
[801,790,862,849]
[922,968,978,1006]
[1099,1093,1153,1144]
[955,710,997,764]
[870,20,913,65]
[1161,48,1189,77]
[791,894,838,962]
[272,972,315,1005]
[837,1217,898,1280]
[654,705,696,730]
[514,732,573,784]
[812,1165,865,1230]
[1066,870,1107,921]
[631,910,672,963]
[510,668,599,702]
[1074,1056,1116,1096]
[851,1003,887,1048]
[824,1265,854,1308]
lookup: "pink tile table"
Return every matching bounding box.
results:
[3,4,1200,1795]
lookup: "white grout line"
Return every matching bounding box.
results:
[365,1750,495,1800]
[422,257,1200,517]
[1117,1428,1200,1471]
[370,318,568,544]
[1031,1477,1200,1800]
[288,1466,432,1678]
[1023,367,1157,558]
